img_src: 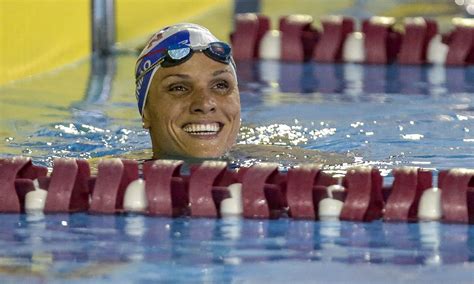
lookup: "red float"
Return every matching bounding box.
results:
[398,18,438,64]
[279,15,318,62]
[363,17,402,64]
[384,168,432,222]
[340,167,384,222]
[439,169,474,223]
[89,159,138,214]
[445,18,474,65]
[313,16,354,62]
[0,157,47,212]
[41,158,90,213]
[231,13,270,60]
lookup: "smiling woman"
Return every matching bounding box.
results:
[144,53,241,158]
[135,23,241,159]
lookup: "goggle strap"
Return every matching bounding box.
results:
[136,59,163,83]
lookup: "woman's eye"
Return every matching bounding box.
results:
[213,80,230,91]
[168,84,188,93]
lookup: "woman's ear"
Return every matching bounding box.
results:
[142,107,151,129]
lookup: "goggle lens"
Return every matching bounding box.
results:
[206,42,231,62]
[168,46,192,60]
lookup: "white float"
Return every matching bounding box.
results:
[220,183,243,216]
[259,30,281,60]
[123,179,147,212]
[418,187,442,221]
[318,184,345,220]
[342,32,365,63]
[426,34,448,65]
[25,179,48,214]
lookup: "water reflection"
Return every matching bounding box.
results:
[74,55,117,127]
[124,214,147,261]
[0,214,473,281]
[419,222,442,266]
[237,60,474,97]
[381,222,421,265]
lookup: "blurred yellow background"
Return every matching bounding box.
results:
[0,0,91,85]
[0,0,233,86]
[0,0,461,86]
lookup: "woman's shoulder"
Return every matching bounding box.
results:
[90,145,352,170]
[227,144,353,167]
[86,149,154,173]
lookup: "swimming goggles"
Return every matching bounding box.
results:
[136,41,233,82]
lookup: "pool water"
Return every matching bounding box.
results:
[1,55,474,282]
[0,214,473,283]
[2,56,473,172]
[238,61,474,172]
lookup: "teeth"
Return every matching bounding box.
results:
[183,123,221,134]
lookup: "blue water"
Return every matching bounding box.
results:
[0,213,473,283]
[2,57,474,172]
[1,55,474,282]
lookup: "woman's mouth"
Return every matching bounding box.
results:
[182,122,222,137]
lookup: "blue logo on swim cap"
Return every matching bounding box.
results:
[135,31,191,116]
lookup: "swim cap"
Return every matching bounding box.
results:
[135,23,236,117]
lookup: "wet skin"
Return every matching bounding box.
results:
[142,53,241,159]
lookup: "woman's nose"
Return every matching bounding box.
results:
[190,90,216,114]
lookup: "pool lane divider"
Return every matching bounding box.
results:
[313,16,353,63]
[44,159,90,213]
[286,165,320,220]
[0,157,47,212]
[439,169,474,223]
[231,14,270,60]
[90,159,139,214]
[241,163,279,219]
[1,157,474,224]
[188,161,229,218]
[340,167,384,222]
[384,168,432,222]
[279,15,318,62]
[233,14,474,66]
[143,160,186,217]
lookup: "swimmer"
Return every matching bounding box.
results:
[136,23,240,159]
[135,23,352,166]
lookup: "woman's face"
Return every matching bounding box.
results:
[143,53,241,158]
